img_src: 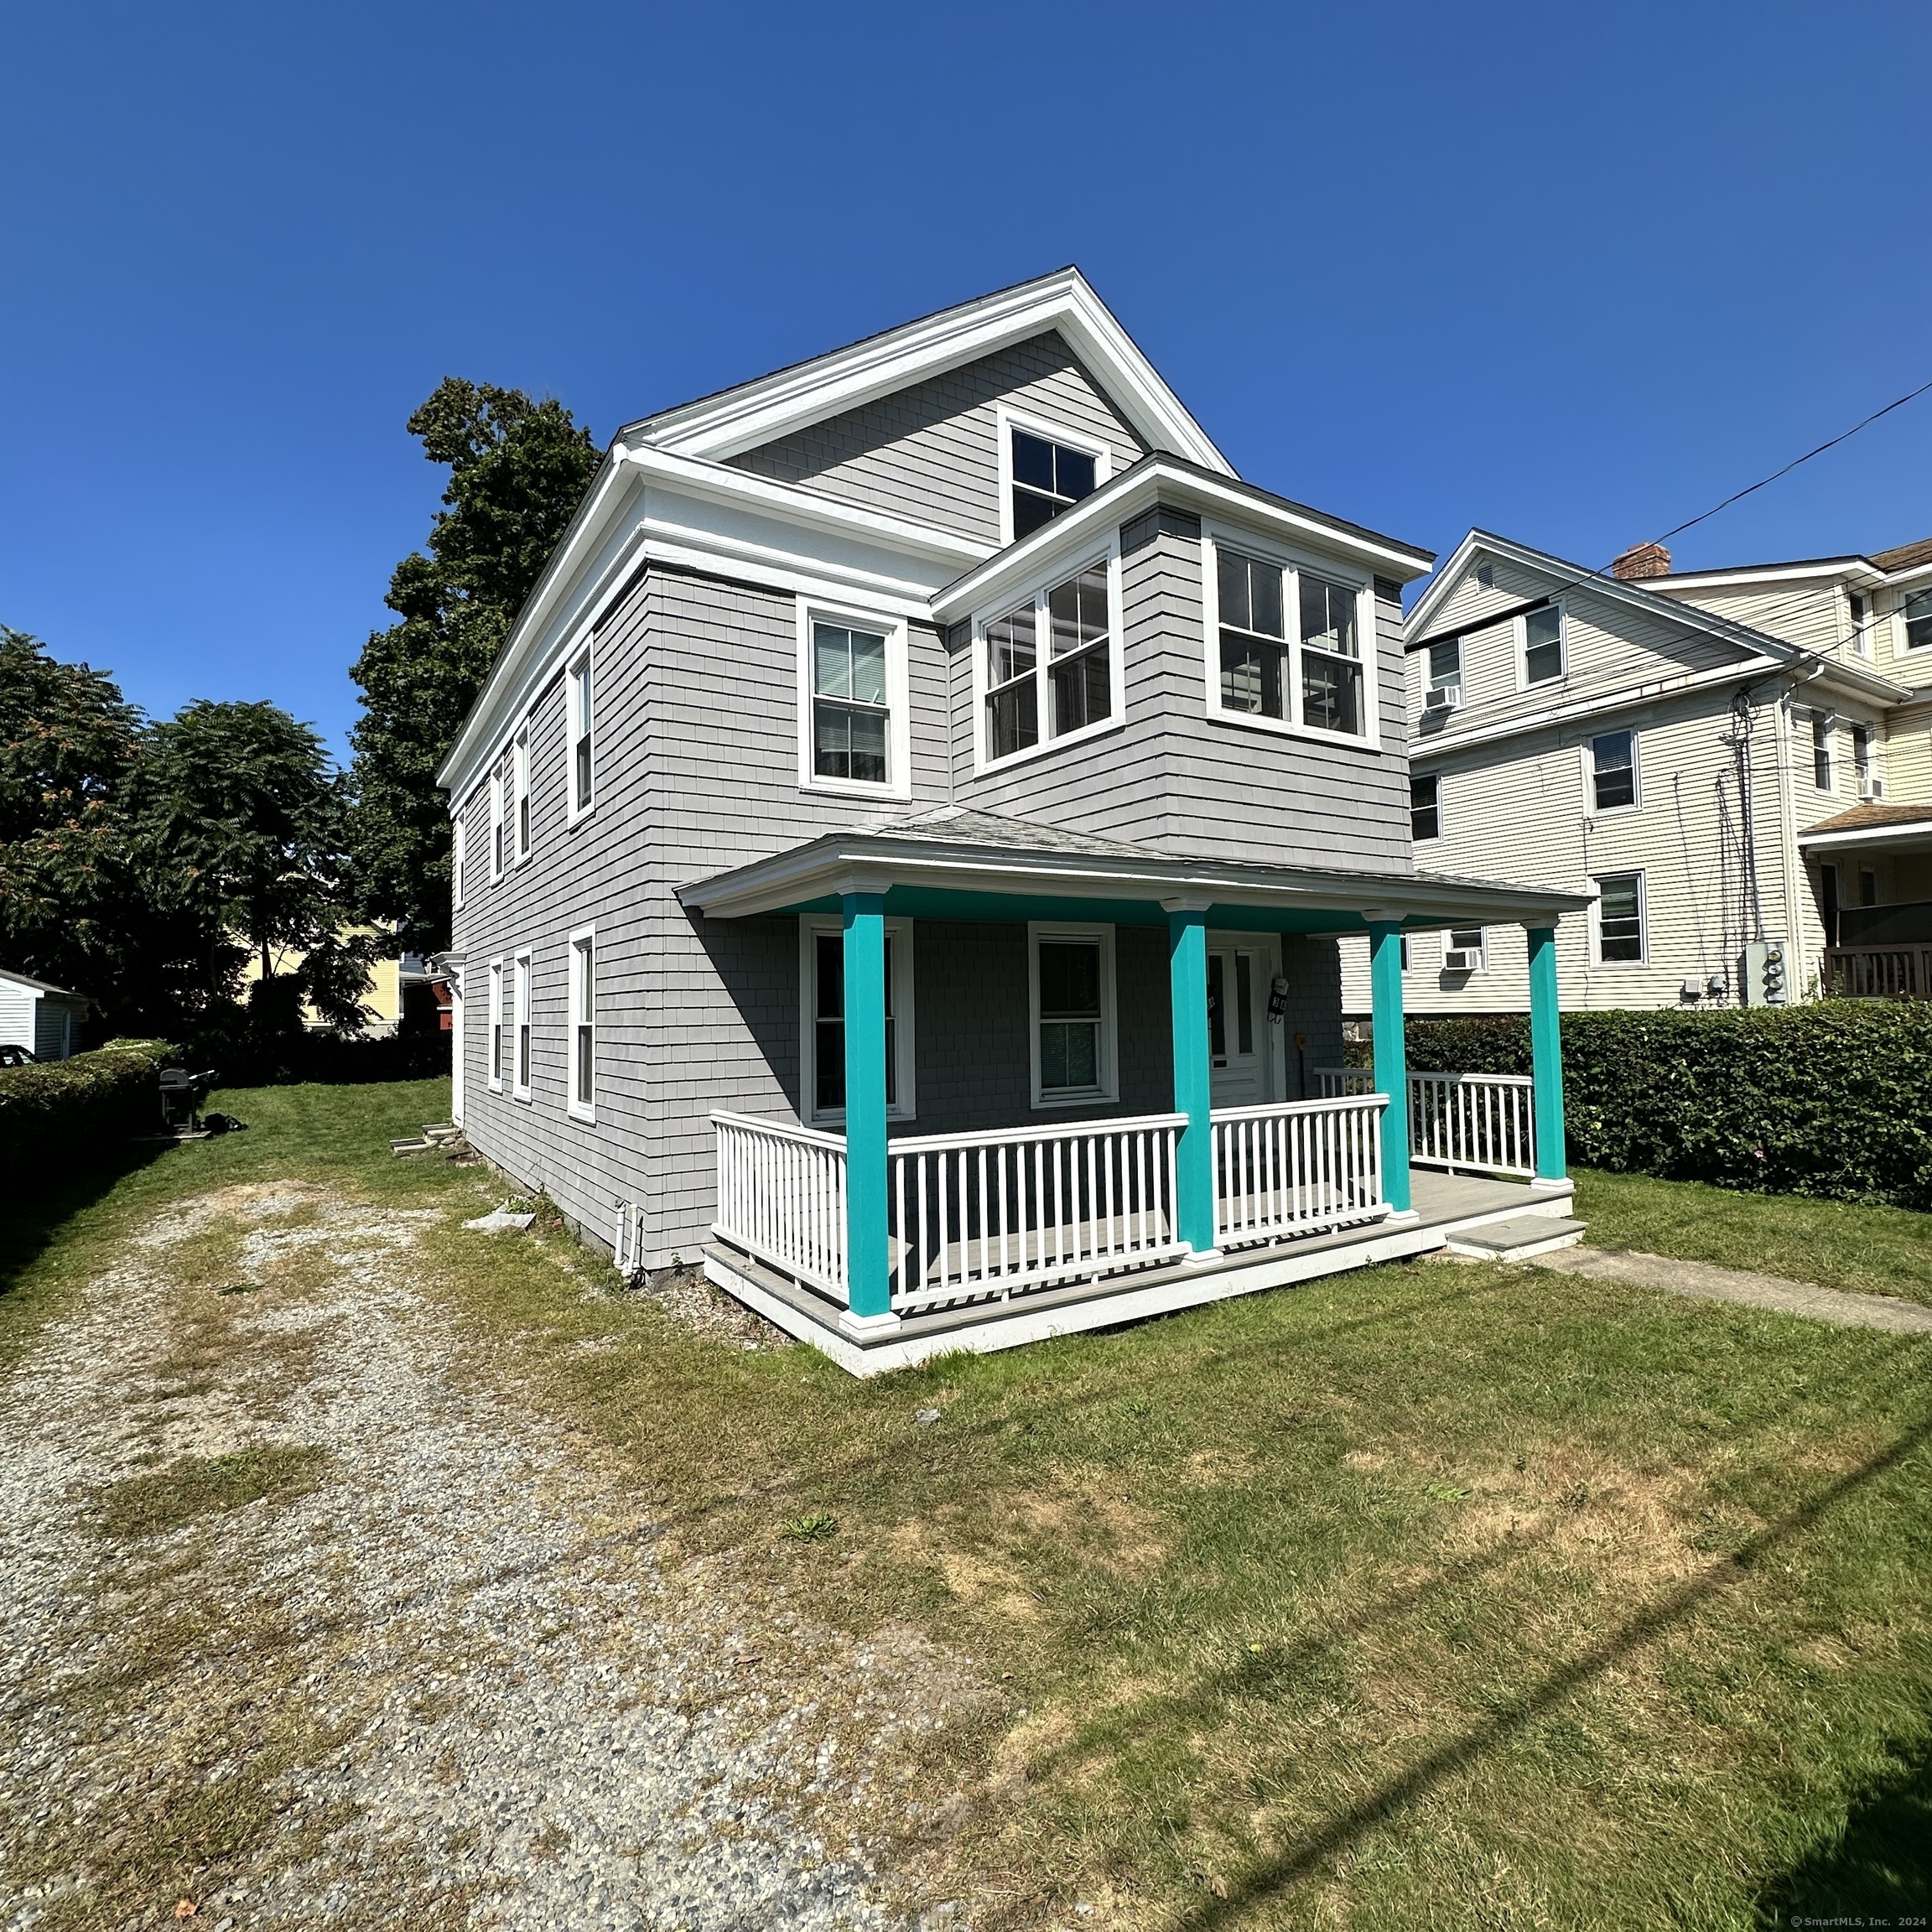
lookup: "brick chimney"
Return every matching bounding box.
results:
[1612,541,1672,580]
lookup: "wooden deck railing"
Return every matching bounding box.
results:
[1823,946,1932,999]
[712,1111,849,1303]
[1315,1067,1536,1179]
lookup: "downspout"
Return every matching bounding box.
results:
[1779,657,1830,998]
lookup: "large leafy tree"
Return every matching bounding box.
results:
[0,626,142,997]
[349,379,599,952]
[129,700,371,1033]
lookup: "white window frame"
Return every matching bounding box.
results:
[1027,922,1119,1110]
[1518,602,1566,691]
[487,956,504,1092]
[1442,927,1487,974]
[1811,710,1836,792]
[451,812,465,912]
[567,924,596,1124]
[1586,727,1641,817]
[798,916,917,1124]
[512,948,532,1103]
[995,405,1114,549]
[565,644,595,825]
[1900,584,1932,655]
[794,600,913,801]
[1200,525,1381,750]
[488,766,505,884]
[973,543,1126,774]
[512,721,532,865]
[1592,870,1648,968]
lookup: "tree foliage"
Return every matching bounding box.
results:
[348,379,599,951]
[0,626,142,995]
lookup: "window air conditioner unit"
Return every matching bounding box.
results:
[1444,946,1481,973]
[1858,776,1886,800]
[1425,683,1463,714]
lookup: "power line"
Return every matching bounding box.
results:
[1646,375,1932,553]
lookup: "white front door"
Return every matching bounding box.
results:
[1208,941,1272,1107]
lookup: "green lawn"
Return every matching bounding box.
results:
[5,1083,1930,1930]
[1574,1167,1932,1306]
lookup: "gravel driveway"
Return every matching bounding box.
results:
[0,1180,963,1930]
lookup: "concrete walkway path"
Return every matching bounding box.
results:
[1530,1245,1932,1336]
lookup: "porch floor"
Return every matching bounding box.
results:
[704,1168,1579,1376]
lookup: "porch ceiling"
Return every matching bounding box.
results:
[675,807,1589,933]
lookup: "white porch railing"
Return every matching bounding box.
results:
[1313,1067,1536,1179]
[713,1111,849,1302]
[890,1113,1188,1313]
[1407,1072,1535,1178]
[1211,1094,1389,1251]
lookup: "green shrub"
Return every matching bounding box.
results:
[0,1039,173,1184]
[1402,1005,1932,1208]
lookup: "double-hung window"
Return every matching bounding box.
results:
[1428,637,1462,695]
[1812,712,1834,791]
[489,765,505,882]
[487,957,504,1091]
[1853,722,1874,794]
[1590,730,1637,813]
[1410,774,1440,841]
[512,724,531,863]
[1850,590,1872,655]
[811,621,890,784]
[984,560,1113,763]
[1009,428,1098,540]
[451,814,465,911]
[1523,605,1564,685]
[801,918,914,1122]
[567,648,594,818]
[1594,873,1644,963]
[512,950,532,1101]
[1212,543,1369,740]
[1029,924,1117,1107]
[1905,589,1932,654]
[567,927,595,1121]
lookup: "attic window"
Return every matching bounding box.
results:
[1010,429,1098,540]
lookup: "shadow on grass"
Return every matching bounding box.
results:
[1757,1729,1932,1924]
[0,1140,170,1305]
[1172,1410,1932,1929]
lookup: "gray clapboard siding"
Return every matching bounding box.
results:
[728,332,1149,544]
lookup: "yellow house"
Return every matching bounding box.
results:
[236,929,419,1035]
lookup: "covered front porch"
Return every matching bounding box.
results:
[679,809,1587,1374]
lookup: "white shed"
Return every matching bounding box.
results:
[0,969,91,1061]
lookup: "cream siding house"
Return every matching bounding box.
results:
[1339,530,1919,1015]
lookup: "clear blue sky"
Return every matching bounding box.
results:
[4,1,1928,760]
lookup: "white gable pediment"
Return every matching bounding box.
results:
[623,268,1233,478]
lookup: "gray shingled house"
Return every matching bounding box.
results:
[437,269,1585,1374]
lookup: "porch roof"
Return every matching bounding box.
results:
[1800,803,1932,853]
[676,807,1589,933]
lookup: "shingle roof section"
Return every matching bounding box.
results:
[1800,803,1932,837]
[1873,536,1932,574]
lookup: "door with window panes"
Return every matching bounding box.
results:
[1207,936,1275,1107]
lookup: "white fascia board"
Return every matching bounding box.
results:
[1882,558,1932,589]
[1799,819,1932,850]
[1410,656,1794,762]
[623,446,986,569]
[1808,659,1914,705]
[932,461,1431,626]
[678,835,1585,925]
[1406,528,1805,670]
[1648,558,1881,593]
[629,270,1233,475]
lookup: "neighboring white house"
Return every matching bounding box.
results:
[0,969,91,1060]
[1339,530,1932,1015]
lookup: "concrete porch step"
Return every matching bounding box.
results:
[1445,1216,1587,1261]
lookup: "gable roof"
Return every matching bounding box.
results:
[0,967,85,999]
[1872,535,1932,575]
[620,267,1233,476]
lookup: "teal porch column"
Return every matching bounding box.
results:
[1165,901,1218,1256]
[1367,921,1413,1214]
[1526,924,1567,1182]
[840,890,893,1325]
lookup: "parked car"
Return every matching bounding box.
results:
[0,1043,37,1067]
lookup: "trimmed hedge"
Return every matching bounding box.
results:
[0,1039,174,1184]
[195,1030,451,1089]
[1400,1005,1932,1209]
